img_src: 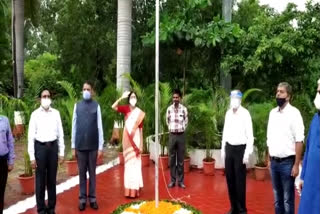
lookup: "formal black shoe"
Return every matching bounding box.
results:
[79,203,86,211]
[168,182,175,188]
[225,209,237,214]
[46,210,55,214]
[178,183,186,189]
[90,202,99,210]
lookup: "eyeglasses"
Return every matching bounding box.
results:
[41,95,50,98]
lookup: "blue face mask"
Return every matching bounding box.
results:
[83,90,91,100]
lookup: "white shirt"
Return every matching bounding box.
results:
[222,106,254,157]
[267,103,304,158]
[28,107,65,161]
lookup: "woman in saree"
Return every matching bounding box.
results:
[112,91,145,198]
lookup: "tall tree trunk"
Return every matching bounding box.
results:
[220,0,232,92]
[12,0,24,98]
[116,0,132,91]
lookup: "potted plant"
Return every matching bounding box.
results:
[96,150,104,166]
[202,136,216,176]
[158,133,169,170]
[184,147,191,173]
[249,103,273,181]
[18,135,35,194]
[118,142,124,165]
[141,136,150,167]
[157,83,172,170]
[65,150,78,176]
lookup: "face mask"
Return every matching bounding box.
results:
[83,90,91,100]
[276,98,286,107]
[314,93,320,110]
[41,98,51,110]
[230,98,241,109]
[129,98,137,107]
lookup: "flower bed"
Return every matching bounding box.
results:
[112,200,202,214]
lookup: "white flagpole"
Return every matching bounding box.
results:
[155,0,160,208]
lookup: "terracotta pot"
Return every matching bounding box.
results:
[159,155,169,170]
[254,165,268,181]
[66,160,78,176]
[118,152,124,165]
[12,124,25,138]
[141,153,150,167]
[184,157,191,173]
[203,159,215,176]
[96,155,104,166]
[18,174,35,195]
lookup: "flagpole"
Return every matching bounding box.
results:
[155,0,160,208]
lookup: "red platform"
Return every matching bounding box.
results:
[23,163,299,214]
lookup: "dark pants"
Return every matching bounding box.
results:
[270,157,295,214]
[77,150,97,203]
[225,143,247,214]
[35,140,58,214]
[0,154,8,214]
[168,133,185,184]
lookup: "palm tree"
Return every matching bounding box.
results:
[12,0,39,98]
[12,0,24,98]
[116,0,132,90]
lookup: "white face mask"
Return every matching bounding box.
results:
[41,98,51,110]
[314,92,320,110]
[230,98,241,109]
[129,98,137,107]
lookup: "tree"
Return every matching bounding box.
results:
[41,0,117,92]
[221,2,320,97]
[12,0,40,98]
[0,0,12,94]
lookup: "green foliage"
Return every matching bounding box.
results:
[159,83,172,155]
[291,93,316,132]
[0,95,35,176]
[96,79,122,146]
[222,2,320,97]
[56,80,79,136]
[248,102,273,166]
[185,88,229,159]
[24,53,62,98]
[42,0,117,90]
[0,0,12,94]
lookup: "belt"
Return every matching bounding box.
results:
[0,153,8,160]
[226,142,246,147]
[170,132,184,135]
[270,155,295,162]
[35,139,57,147]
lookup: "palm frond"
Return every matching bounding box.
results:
[242,88,262,103]
[57,80,78,101]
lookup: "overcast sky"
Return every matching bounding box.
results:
[257,0,320,12]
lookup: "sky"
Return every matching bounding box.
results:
[257,0,320,12]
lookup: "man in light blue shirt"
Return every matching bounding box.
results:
[71,81,104,211]
[0,116,14,214]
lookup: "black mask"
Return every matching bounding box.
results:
[276,98,286,107]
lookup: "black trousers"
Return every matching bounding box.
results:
[77,150,97,203]
[0,154,8,214]
[35,140,58,214]
[225,143,247,214]
[168,133,185,184]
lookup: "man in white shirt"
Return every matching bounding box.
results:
[221,90,254,214]
[28,90,65,214]
[267,82,304,214]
